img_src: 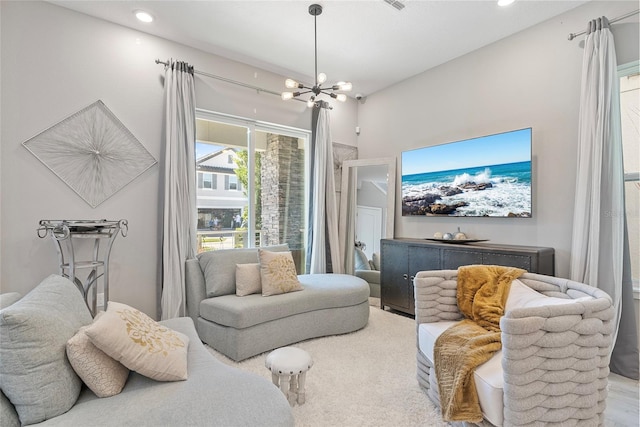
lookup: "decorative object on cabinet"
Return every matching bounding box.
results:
[424,238,489,244]
[37,219,128,315]
[428,227,485,243]
[23,100,157,208]
[380,238,554,315]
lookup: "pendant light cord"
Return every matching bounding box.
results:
[314,13,318,87]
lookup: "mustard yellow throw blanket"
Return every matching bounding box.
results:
[434,265,525,422]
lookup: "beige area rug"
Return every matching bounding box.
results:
[205,306,447,427]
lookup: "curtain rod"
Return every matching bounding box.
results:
[155,59,306,104]
[568,9,639,40]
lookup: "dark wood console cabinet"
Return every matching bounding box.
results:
[380,238,555,315]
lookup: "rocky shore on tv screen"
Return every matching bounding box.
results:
[401,128,532,218]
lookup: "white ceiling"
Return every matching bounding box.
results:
[48,0,588,96]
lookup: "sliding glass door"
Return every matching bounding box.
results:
[195,110,309,273]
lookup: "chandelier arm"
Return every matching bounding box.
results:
[295,90,314,97]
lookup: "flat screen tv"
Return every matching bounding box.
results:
[401,128,532,217]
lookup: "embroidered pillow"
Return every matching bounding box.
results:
[66,317,130,397]
[258,249,303,297]
[236,263,262,296]
[84,302,189,382]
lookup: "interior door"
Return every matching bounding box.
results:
[356,206,383,259]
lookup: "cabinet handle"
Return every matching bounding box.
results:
[402,274,408,280]
[410,275,415,281]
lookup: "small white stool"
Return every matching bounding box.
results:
[265,347,313,405]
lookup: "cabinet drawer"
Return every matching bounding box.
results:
[482,253,531,270]
[442,249,483,269]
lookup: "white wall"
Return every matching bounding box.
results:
[0,1,357,318]
[357,1,639,279]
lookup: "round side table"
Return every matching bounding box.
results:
[265,347,313,405]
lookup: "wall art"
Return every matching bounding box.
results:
[23,100,157,208]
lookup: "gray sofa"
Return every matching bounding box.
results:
[186,245,370,361]
[0,275,294,427]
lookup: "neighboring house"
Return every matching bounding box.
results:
[196,148,246,229]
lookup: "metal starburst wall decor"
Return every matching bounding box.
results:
[23,100,156,208]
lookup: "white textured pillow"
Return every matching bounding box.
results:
[66,318,130,397]
[236,263,261,296]
[84,302,189,382]
[507,279,594,310]
[258,249,303,297]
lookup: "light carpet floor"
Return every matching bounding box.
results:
[205,304,447,427]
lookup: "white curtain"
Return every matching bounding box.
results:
[309,105,343,274]
[342,167,358,275]
[160,60,198,319]
[570,17,632,368]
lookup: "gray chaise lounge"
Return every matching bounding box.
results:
[0,275,294,427]
[185,245,370,361]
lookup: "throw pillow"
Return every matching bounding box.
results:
[258,249,303,296]
[506,279,594,311]
[66,315,130,398]
[372,252,381,271]
[0,275,93,425]
[84,302,189,382]
[0,292,21,310]
[199,244,289,297]
[354,247,371,271]
[236,263,261,296]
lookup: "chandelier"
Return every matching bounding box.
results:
[281,4,352,108]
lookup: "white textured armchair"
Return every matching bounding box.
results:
[414,269,615,427]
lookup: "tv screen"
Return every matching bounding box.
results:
[401,128,532,217]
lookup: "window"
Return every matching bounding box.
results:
[227,175,239,191]
[198,172,217,190]
[195,110,310,273]
[619,61,639,290]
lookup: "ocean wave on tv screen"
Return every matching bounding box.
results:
[442,182,531,216]
[401,161,531,217]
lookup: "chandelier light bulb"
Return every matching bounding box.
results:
[281,92,294,101]
[307,96,316,108]
[317,73,327,84]
[336,94,347,102]
[285,79,299,89]
[497,0,515,6]
[336,82,353,91]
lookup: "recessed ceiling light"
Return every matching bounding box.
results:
[134,10,154,23]
[498,0,515,6]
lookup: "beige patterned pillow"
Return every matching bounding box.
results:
[66,318,129,397]
[84,302,189,382]
[258,249,303,296]
[236,263,261,296]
